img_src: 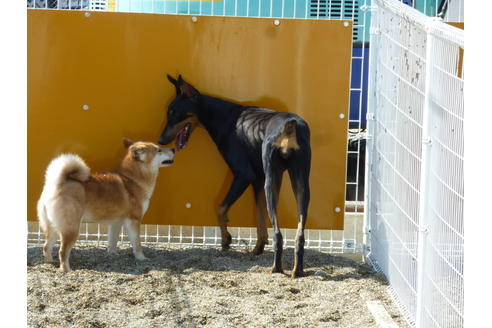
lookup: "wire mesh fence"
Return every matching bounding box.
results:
[365,0,463,327]
[28,214,364,253]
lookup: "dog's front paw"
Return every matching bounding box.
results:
[44,254,53,263]
[252,240,267,255]
[221,232,232,250]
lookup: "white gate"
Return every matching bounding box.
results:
[365,0,464,327]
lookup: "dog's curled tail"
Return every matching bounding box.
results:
[44,154,90,188]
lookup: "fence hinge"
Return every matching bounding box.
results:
[418,226,429,234]
[344,239,355,249]
[366,113,376,121]
[360,4,377,12]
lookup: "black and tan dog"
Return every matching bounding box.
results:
[158,75,311,278]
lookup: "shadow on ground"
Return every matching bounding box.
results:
[27,244,385,283]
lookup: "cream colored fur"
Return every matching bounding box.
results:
[37,139,174,272]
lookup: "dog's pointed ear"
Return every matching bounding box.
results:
[167,74,181,95]
[167,74,178,86]
[180,79,200,102]
[123,138,134,148]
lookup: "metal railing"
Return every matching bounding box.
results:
[28,213,364,253]
[365,0,463,327]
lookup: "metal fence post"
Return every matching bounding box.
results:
[362,1,379,262]
[415,18,439,328]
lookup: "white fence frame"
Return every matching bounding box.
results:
[365,0,464,327]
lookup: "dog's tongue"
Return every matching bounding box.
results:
[176,126,187,151]
[176,131,183,151]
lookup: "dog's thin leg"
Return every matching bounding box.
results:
[39,212,56,263]
[262,141,285,274]
[265,174,283,274]
[289,178,310,278]
[288,151,311,278]
[38,204,56,262]
[216,205,232,250]
[252,182,268,255]
[218,176,251,250]
[43,228,57,263]
[107,221,123,253]
[58,229,78,273]
[124,218,147,260]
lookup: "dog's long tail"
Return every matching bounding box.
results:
[44,154,90,188]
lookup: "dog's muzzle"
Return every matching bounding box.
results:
[158,127,174,145]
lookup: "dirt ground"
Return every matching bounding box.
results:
[27,243,408,328]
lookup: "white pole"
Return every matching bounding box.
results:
[415,18,440,328]
[362,1,378,263]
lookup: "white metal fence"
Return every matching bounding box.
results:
[365,0,464,327]
[28,213,363,253]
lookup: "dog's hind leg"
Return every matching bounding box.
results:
[218,176,251,250]
[48,198,83,272]
[58,228,79,273]
[287,149,311,278]
[107,221,123,254]
[252,180,269,255]
[39,208,57,263]
[262,144,285,274]
[43,226,57,263]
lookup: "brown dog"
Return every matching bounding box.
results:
[37,139,175,272]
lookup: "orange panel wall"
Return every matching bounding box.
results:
[27,10,353,229]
